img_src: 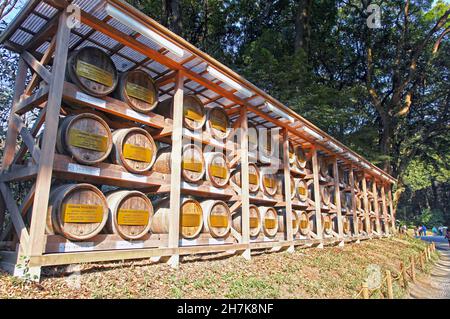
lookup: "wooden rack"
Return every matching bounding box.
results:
[0,0,397,281]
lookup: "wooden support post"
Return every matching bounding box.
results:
[388,186,396,232]
[167,71,184,268]
[410,256,416,282]
[1,57,27,170]
[349,166,359,238]
[361,175,371,235]
[311,148,323,247]
[420,253,425,270]
[332,158,344,243]
[362,283,369,299]
[282,129,294,252]
[381,184,389,235]
[372,178,381,235]
[25,12,71,281]
[400,262,408,288]
[385,270,394,299]
[239,106,251,260]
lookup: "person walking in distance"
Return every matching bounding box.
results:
[445,228,450,248]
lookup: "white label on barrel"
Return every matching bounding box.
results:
[208,238,225,245]
[121,172,148,182]
[67,163,101,176]
[75,92,106,108]
[115,241,145,249]
[58,241,94,252]
[179,239,198,246]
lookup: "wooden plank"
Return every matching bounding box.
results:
[282,129,293,243]
[15,86,49,115]
[19,125,41,163]
[388,186,396,232]
[167,71,184,267]
[311,148,323,241]
[333,158,344,240]
[28,12,71,261]
[21,51,52,84]
[372,179,382,234]
[1,58,27,170]
[25,38,56,96]
[381,184,389,234]
[239,106,251,259]
[361,175,371,234]
[0,183,30,249]
[349,166,358,236]
[0,165,38,182]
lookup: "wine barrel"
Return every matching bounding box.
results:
[229,163,260,193]
[56,113,113,165]
[259,206,278,237]
[67,46,118,97]
[105,190,153,240]
[321,186,331,206]
[298,211,310,235]
[277,209,299,234]
[319,157,329,177]
[288,141,296,165]
[259,129,276,163]
[155,95,206,130]
[111,128,157,174]
[294,145,308,169]
[342,216,351,235]
[276,174,295,199]
[152,144,205,183]
[260,168,278,197]
[295,179,308,202]
[205,106,230,140]
[322,215,333,235]
[151,197,203,239]
[116,70,159,113]
[204,152,230,188]
[46,183,108,241]
[248,123,258,159]
[308,182,315,201]
[232,204,261,237]
[200,200,231,238]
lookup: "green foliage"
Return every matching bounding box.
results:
[418,208,445,227]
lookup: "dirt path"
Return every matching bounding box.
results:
[409,237,450,299]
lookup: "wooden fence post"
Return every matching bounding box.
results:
[424,247,429,262]
[410,256,416,282]
[420,253,425,271]
[362,283,369,299]
[400,262,408,288]
[386,270,394,299]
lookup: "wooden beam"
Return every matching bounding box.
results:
[282,129,294,244]
[239,106,251,259]
[372,179,381,234]
[349,166,358,236]
[381,184,389,235]
[361,175,371,235]
[333,158,344,240]
[167,71,184,268]
[21,51,52,85]
[388,185,396,233]
[311,148,323,243]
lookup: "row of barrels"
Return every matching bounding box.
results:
[46,183,347,242]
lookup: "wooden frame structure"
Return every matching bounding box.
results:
[0,0,397,280]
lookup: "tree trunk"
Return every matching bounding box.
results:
[294,0,311,54]
[162,0,182,35]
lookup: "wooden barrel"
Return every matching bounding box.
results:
[319,157,329,177]
[322,215,333,235]
[229,163,260,193]
[105,190,153,240]
[56,113,113,165]
[151,197,203,239]
[232,204,261,237]
[46,183,108,241]
[152,144,205,183]
[342,216,351,235]
[259,129,276,162]
[204,152,230,188]
[277,209,299,234]
[308,182,315,201]
[248,123,258,159]
[321,186,331,206]
[298,211,310,235]
[205,106,230,140]
[259,206,278,237]
[111,128,157,174]
[116,70,159,113]
[67,46,118,97]
[294,145,308,169]
[155,95,206,130]
[295,179,308,202]
[200,200,231,238]
[260,168,278,197]
[288,141,296,165]
[276,174,295,199]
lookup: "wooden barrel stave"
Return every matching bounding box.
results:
[116,70,159,113]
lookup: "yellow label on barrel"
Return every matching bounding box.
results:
[126,82,155,103]
[211,115,227,132]
[62,204,103,223]
[181,213,201,227]
[300,220,309,229]
[117,209,149,226]
[264,218,277,229]
[249,217,259,228]
[263,177,275,189]
[292,220,298,229]
[298,187,306,196]
[324,221,331,230]
[68,129,108,152]
[123,144,152,162]
[183,159,203,172]
[210,165,227,179]
[185,108,203,122]
[76,60,114,87]
[210,215,229,228]
[249,174,258,185]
